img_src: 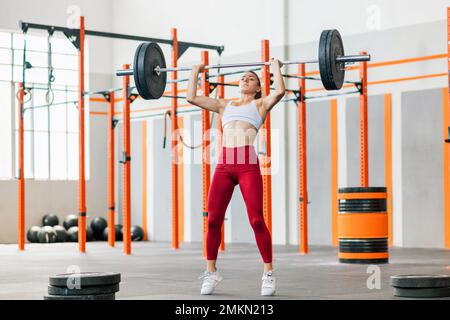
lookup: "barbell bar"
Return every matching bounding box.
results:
[116,54,368,76]
[148,55,369,74]
[116,29,371,100]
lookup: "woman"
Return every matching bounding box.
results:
[186,59,285,296]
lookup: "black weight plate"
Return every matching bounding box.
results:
[339,240,388,245]
[339,244,388,248]
[339,199,387,204]
[339,240,388,247]
[328,30,345,90]
[393,286,450,298]
[391,275,450,288]
[339,207,387,212]
[339,203,386,210]
[339,247,388,252]
[339,246,388,253]
[49,272,121,287]
[338,203,387,209]
[44,293,115,300]
[340,238,387,242]
[339,240,388,251]
[134,42,167,99]
[338,207,387,212]
[339,201,387,205]
[135,43,151,98]
[318,30,331,90]
[339,200,387,203]
[48,283,119,296]
[319,29,345,90]
[339,240,388,246]
[339,209,387,213]
[339,241,388,246]
[338,206,387,211]
[340,258,388,264]
[133,43,145,100]
[338,187,387,193]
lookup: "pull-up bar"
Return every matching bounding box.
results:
[18,21,224,56]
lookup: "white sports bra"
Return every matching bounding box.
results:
[221,100,263,130]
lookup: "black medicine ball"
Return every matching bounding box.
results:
[63,214,78,230]
[102,225,123,241]
[42,213,59,227]
[131,225,144,241]
[37,226,57,243]
[90,217,108,240]
[27,226,41,243]
[67,226,78,242]
[53,225,68,242]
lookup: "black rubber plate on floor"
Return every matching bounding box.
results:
[339,199,387,204]
[391,275,450,288]
[49,272,121,287]
[48,283,120,296]
[339,199,387,205]
[339,258,388,264]
[339,247,388,253]
[339,238,387,243]
[339,207,387,211]
[44,293,115,300]
[393,286,450,298]
[338,187,387,193]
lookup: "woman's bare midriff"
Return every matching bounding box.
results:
[221,120,258,147]
[219,100,266,147]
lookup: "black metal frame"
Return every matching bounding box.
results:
[19,21,224,58]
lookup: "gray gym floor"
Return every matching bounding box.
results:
[0,241,449,300]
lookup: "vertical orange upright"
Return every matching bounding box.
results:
[297,64,308,254]
[330,99,339,246]
[178,116,184,243]
[18,83,25,251]
[444,7,450,249]
[217,74,225,252]
[122,64,131,255]
[359,52,369,187]
[107,91,116,246]
[142,121,148,241]
[384,94,393,246]
[171,28,180,249]
[201,51,211,258]
[260,40,272,234]
[78,16,87,253]
[444,88,450,249]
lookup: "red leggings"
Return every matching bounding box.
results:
[206,145,272,263]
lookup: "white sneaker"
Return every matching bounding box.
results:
[261,270,276,296]
[199,270,223,295]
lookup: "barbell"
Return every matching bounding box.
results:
[116,29,370,100]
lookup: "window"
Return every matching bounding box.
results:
[0,81,12,178]
[0,30,89,180]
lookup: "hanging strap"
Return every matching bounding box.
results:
[45,31,55,105]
